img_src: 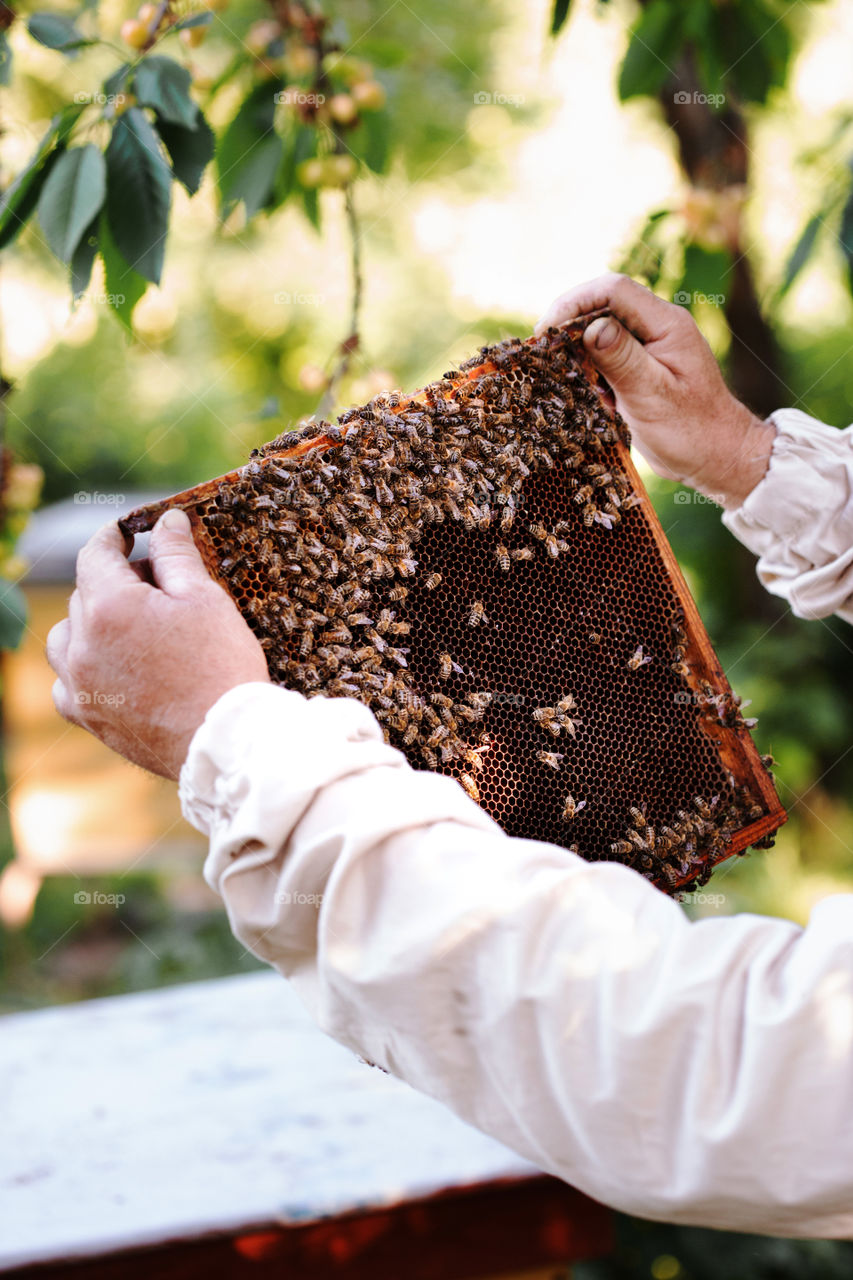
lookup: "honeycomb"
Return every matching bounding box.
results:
[121,322,785,893]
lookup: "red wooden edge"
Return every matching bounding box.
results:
[0,1176,613,1280]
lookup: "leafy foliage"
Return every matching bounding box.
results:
[0,0,498,329]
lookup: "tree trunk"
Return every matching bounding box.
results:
[660,54,788,418]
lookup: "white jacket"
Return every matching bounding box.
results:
[179,408,853,1238]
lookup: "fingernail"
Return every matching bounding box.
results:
[159,508,190,532]
[587,317,620,351]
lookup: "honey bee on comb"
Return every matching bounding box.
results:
[121,322,786,895]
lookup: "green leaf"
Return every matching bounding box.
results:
[675,243,733,306]
[70,216,98,300]
[98,209,147,330]
[103,62,131,100]
[105,107,172,284]
[618,0,685,101]
[37,143,106,263]
[839,176,853,294]
[779,213,822,299]
[132,56,198,129]
[0,103,86,251]
[156,113,214,195]
[348,110,389,175]
[0,32,13,86]
[216,80,284,219]
[272,122,314,207]
[27,12,92,51]
[172,11,213,30]
[0,578,27,650]
[724,0,791,104]
[550,0,571,36]
[301,184,320,232]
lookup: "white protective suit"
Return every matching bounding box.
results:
[179,407,853,1238]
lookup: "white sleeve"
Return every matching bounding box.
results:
[723,408,853,623]
[180,681,853,1239]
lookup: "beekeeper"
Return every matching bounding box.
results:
[47,275,853,1237]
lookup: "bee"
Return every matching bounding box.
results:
[424,572,442,590]
[628,805,646,828]
[582,503,596,527]
[627,645,652,671]
[430,692,454,709]
[463,746,487,772]
[573,484,594,505]
[438,652,462,680]
[536,750,564,770]
[468,600,488,627]
[610,840,634,856]
[500,504,515,534]
[588,632,602,645]
[561,794,586,822]
[660,825,684,848]
[671,660,690,678]
[460,773,480,802]
[402,723,419,746]
[511,546,535,562]
[544,534,567,559]
[495,543,511,572]
[387,584,409,602]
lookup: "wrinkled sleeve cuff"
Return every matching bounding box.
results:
[722,408,853,620]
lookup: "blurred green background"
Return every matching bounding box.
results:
[1,0,853,1273]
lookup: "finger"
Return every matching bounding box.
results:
[128,557,155,585]
[46,618,71,680]
[148,508,212,599]
[581,315,658,397]
[534,273,678,343]
[76,521,137,600]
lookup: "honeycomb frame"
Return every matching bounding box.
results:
[122,319,785,893]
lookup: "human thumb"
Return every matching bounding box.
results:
[582,315,650,392]
[149,508,211,597]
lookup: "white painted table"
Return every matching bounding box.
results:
[0,973,611,1279]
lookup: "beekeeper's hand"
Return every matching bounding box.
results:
[46,511,270,778]
[536,273,776,508]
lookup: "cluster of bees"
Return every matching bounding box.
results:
[606,787,767,888]
[173,326,776,894]
[202,331,631,780]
